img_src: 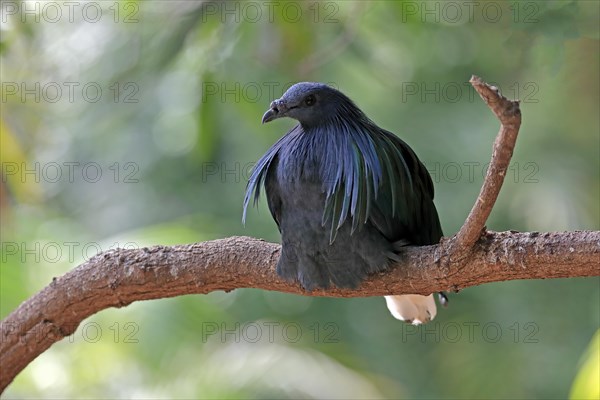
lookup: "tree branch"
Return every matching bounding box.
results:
[455,76,522,250]
[1,77,598,393]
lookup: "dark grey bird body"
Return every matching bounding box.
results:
[265,127,391,289]
[244,82,444,323]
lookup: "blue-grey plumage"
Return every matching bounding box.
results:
[244,83,444,323]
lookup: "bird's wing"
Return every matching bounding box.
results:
[318,122,442,246]
[368,129,443,245]
[264,155,282,230]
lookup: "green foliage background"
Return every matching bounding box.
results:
[1,1,598,398]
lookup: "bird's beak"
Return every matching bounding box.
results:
[262,99,287,124]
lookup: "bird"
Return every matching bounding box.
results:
[243,82,446,324]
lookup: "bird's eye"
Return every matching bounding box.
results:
[304,95,316,106]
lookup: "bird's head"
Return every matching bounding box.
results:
[262,82,360,129]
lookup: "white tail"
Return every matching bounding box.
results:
[384,294,437,325]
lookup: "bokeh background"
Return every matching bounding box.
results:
[1,1,599,398]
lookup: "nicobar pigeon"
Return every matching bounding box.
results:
[243,82,447,324]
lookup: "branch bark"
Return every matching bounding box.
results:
[1,77,598,393]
